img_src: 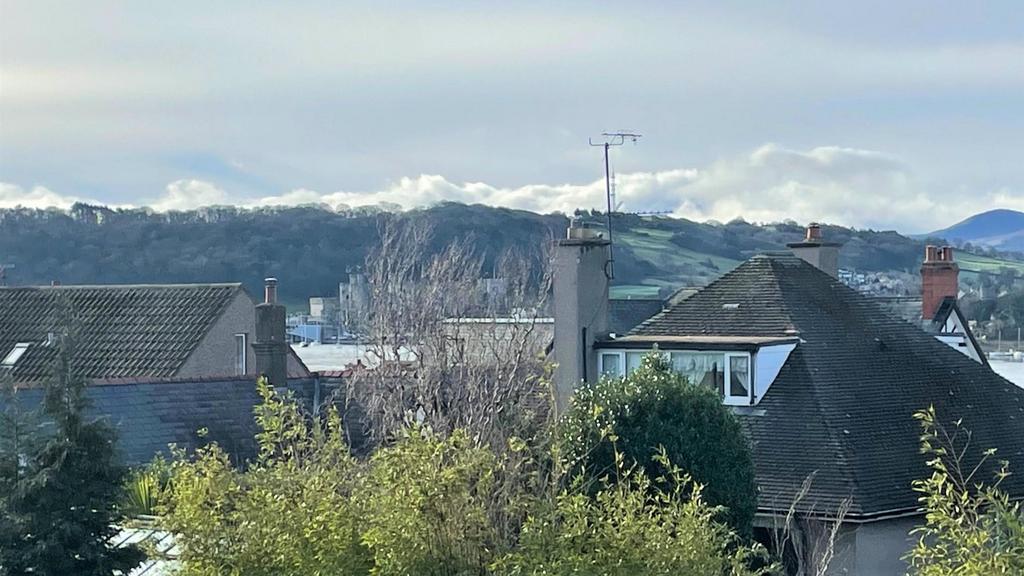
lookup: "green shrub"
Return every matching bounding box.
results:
[358,427,499,575]
[906,406,1024,575]
[560,351,757,535]
[159,378,372,576]
[495,448,774,576]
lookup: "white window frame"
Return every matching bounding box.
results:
[234,333,247,375]
[599,351,624,377]
[598,348,752,406]
[723,352,752,406]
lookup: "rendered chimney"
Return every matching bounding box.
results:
[921,245,959,321]
[254,277,288,386]
[787,223,841,277]
[552,218,610,414]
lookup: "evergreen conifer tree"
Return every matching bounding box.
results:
[0,325,144,575]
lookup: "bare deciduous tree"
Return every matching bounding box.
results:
[346,218,555,453]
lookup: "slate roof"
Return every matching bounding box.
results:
[608,298,665,335]
[631,253,1024,520]
[3,376,318,465]
[0,284,242,383]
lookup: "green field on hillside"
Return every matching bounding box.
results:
[616,227,742,287]
[957,252,1024,277]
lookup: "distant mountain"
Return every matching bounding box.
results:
[928,209,1024,252]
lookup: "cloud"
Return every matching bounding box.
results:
[147,180,232,212]
[3,145,1022,232]
[0,183,91,210]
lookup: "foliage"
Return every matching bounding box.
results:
[0,330,144,576]
[560,352,758,536]
[160,371,771,575]
[358,427,499,575]
[906,406,1024,575]
[122,456,171,517]
[495,448,774,576]
[159,377,372,576]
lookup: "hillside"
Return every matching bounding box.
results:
[0,202,999,303]
[928,209,1024,252]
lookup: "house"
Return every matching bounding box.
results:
[0,279,310,385]
[0,278,315,465]
[552,222,1024,575]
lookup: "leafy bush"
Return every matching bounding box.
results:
[358,427,499,575]
[160,378,372,576]
[495,448,773,576]
[906,406,1024,575]
[560,352,758,536]
[158,374,772,575]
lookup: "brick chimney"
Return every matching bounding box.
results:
[787,223,842,277]
[552,219,610,413]
[921,245,959,320]
[254,277,288,386]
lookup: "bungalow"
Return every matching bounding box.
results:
[552,221,1024,575]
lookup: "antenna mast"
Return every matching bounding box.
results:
[588,131,641,279]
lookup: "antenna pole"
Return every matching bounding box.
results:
[603,142,613,277]
[589,131,642,280]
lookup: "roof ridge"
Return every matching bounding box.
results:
[0,282,244,290]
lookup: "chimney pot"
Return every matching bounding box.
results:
[806,223,822,242]
[50,280,61,287]
[264,277,278,304]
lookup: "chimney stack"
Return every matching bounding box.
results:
[921,245,959,320]
[552,218,610,413]
[254,277,288,387]
[787,223,842,277]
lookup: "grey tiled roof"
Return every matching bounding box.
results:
[0,284,241,383]
[632,254,1024,519]
[608,298,664,335]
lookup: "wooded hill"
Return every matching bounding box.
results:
[1,201,1009,304]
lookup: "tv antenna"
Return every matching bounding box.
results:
[589,131,641,279]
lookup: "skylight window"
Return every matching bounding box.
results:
[1,343,31,367]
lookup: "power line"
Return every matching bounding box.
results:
[588,131,641,279]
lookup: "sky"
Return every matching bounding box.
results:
[1,1,1022,233]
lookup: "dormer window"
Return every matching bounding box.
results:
[599,349,752,406]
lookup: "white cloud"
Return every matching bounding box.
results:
[148,180,232,212]
[3,145,1022,232]
[0,183,90,210]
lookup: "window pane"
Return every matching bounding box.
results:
[671,352,724,396]
[601,353,622,377]
[235,335,246,375]
[729,355,749,398]
[625,352,645,375]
